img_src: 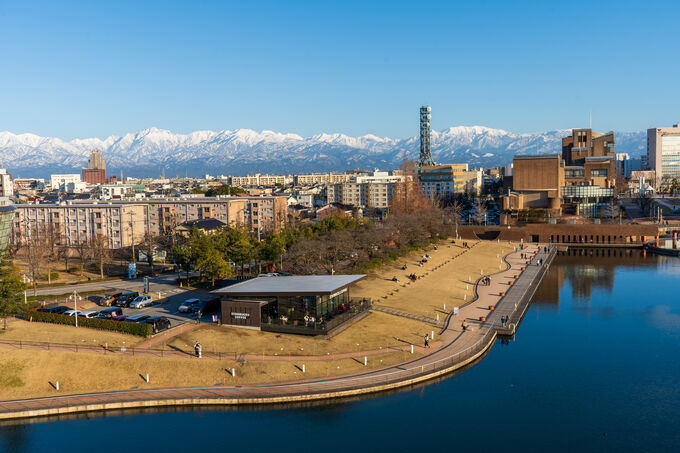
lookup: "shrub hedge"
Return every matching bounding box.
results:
[29,311,152,337]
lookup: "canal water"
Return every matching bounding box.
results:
[2,248,680,452]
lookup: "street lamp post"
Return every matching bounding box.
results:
[69,290,82,328]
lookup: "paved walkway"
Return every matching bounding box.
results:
[0,243,555,420]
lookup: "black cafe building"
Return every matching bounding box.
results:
[211,275,370,335]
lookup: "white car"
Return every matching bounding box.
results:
[78,310,100,318]
[63,309,82,317]
[178,298,200,313]
[130,295,154,309]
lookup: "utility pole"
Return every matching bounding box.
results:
[129,211,135,263]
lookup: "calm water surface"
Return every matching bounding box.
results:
[2,249,680,452]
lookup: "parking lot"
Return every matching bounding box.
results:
[112,289,219,328]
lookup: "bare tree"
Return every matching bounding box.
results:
[39,223,62,284]
[23,229,46,296]
[139,231,160,275]
[476,198,488,225]
[90,234,111,279]
[451,198,464,239]
[72,239,90,277]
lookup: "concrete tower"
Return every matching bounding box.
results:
[418,106,434,166]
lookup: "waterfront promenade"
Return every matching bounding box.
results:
[0,244,555,420]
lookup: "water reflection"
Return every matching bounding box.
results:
[535,248,658,305]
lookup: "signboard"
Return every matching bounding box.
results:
[128,263,137,279]
[231,312,250,320]
[329,288,348,299]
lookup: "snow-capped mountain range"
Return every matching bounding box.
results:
[0,126,645,178]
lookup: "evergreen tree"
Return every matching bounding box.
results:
[0,258,26,330]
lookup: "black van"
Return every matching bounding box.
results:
[115,291,139,307]
[37,305,69,314]
[145,316,171,333]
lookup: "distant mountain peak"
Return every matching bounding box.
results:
[0,126,646,178]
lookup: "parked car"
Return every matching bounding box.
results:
[178,298,201,313]
[37,305,69,314]
[95,307,123,319]
[115,291,139,307]
[99,291,123,307]
[125,314,150,323]
[130,295,154,309]
[145,316,171,333]
[63,310,83,317]
[193,297,221,315]
[111,314,128,321]
[78,310,99,318]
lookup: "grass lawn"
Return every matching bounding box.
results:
[163,310,436,357]
[353,240,514,319]
[0,348,423,400]
[0,319,144,349]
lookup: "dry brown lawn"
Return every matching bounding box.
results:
[0,319,144,348]
[0,348,422,400]
[163,310,436,356]
[353,240,514,319]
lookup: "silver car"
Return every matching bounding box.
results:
[130,295,154,309]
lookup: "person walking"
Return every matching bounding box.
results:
[424,334,430,348]
[196,309,202,324]
[462,320,468,332]
[194,340,202,359]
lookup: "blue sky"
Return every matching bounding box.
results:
[1,0,679,140]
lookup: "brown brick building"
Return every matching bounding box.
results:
[503,129,617,217]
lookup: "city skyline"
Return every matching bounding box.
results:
[1,0,679,140]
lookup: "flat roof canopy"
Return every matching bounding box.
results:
[211,275,366,296]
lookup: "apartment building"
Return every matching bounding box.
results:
[0,205,13,254]
[326,181,397,210]
[294,173,354,186]
[71,196,287,235]
[419,164,481,198]
[647,124,680,179]
[50,174,82,190]
[13,202,146,249]
[228,174,294,187]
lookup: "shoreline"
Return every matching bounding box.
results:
[0,244,556,421]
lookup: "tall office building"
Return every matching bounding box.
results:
[88,150,106,170]
[0,169,13,198]
[418,106,435,167]
[647,124,680,179]
[83,150,107,184]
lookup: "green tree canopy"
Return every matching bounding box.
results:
[0,258,27,329]
[195,248,232,287]
[204,185,246,197]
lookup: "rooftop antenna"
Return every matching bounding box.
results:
[589,110,592,130]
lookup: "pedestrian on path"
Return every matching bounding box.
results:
[462,320,468,331]
[424,334,430,348]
